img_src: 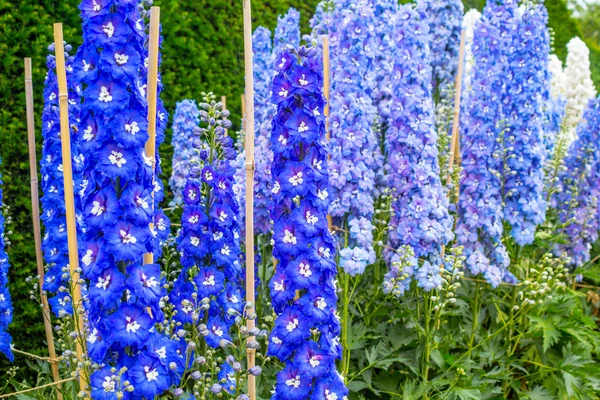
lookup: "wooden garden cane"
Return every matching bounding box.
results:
[24,58,63,400]
[53,24,89,396]
[144,6,161,266]
[242,0,257,398]
[241,93,246,135]
[446,28,466,188]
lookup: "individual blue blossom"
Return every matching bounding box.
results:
[0,160,13,361]
[421,0,464,98]
[75,0,177,395]
[169,100,201,206]
[455,0,518,287]
[268,45,348,400]
[40,43,83,316]
[385,3,453,290]
[554,97,600,267]
[172,94,243,353]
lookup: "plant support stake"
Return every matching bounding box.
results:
[447,28,466,187]
[53,23,89,396]
[144,6,160,266]
[24,57,63,400]
[242,0,256,398]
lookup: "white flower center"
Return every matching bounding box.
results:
[125,121,139,135]
[144,366,158,382]
[221,245,231,256]
[213,326,223,337]
[278,135,287,145]
[299,262,311,277]
[283,230,297,245]
[309,356,320,368]
[156,346,166,359]
[316,297,327,310]
[305,211,318,225]
[298,74,308,86]
[83,125,94,141]
[82,250,94,266]
[285,375,301,388]
[136,196,149,209]
[279,88,288,97]
[286,318,299,332]
[121,230,137,244]
[190,236,200,246]
[218,211,228,222]
[109,151,126,167]
[272,336,282,345]
[189,215,199,224]
[289,172,303,186]
[203,275,215,286]
[125,316,140,333]
[99,86,112,102]
[114,53,129,66]
[317,189,328,200]
[96,274,111,290]
[91,200,105,216]
[102,21,115,38]
[298,121,308,133]
[274,280,285,292]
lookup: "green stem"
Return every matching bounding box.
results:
[422,291,432,400]
[467,282,481,355]
[342,271,351,377]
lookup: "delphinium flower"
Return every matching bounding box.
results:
[0,160,13,361]
[74,0,177,397]
[501,2,549,246]
[384,2,453,292]
[327,0,379,275]
[273,8,301,57]
[563,37,597,145]
[422,0,464,101]
[233,27,274,236]
[40,43,84,318]
[169,93,251,397]
[169,100,200,206]
[455,0,517,287]
[268,45,348,399]
[553,97,600,267]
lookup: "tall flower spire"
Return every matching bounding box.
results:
[455,0,518,287]
[268,45,348,399]
[273,8,301,56]
[327,0,379,275]
[74,1,176,397]
[383,3,453,295]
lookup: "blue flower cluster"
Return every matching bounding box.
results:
[174,95,243,350]
[456,0,517,287]
[384,3,453,294]
[273,8,301,58]
[169,100,201,206]
[501,2,548,246]
[422,0,464,97]
[327,0,379,275]
[554,97,600,267]
[74,1,175,397]
[234,27,275,236]
[0,160,13,361]
[268,46,348,400]
[40,44,83,318]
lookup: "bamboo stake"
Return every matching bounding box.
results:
[221,95,228,136]
[241,93,246,142]
[143,6,160,266]
[24,57,63,400]
[53,24,89,395]
[242,0,256,398]
[323,35,333,231]
[446,28,466,187]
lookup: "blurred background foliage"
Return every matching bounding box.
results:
[0,0,598,379]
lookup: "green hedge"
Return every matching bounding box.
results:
[0,0,595,378]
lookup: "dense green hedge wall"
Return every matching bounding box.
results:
[0,0,596,377]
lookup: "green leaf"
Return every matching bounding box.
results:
[348,380,370,393]
[454,388,481,400]
[524,386,555,400]
[530,316,561,352]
